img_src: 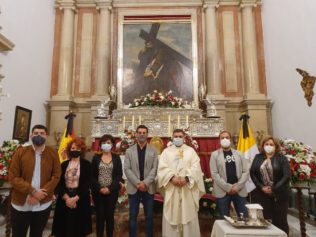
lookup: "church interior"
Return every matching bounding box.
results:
[0,0,316,236]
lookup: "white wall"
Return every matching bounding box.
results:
[262,0,316,149]
[0,0,316,149]
[0,0,55,143]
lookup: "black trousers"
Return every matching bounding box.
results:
[94,192,118,237]
[252,189,289,235]
[11,205,51,237]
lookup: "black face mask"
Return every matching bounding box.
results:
[31,135,46,146]
[69,150,81,158]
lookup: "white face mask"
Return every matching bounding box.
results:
[264,145,275,154]
[173,137,184,147]
[220,138,231,148]
[101,143,112,152]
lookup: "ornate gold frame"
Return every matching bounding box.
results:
[116,8,199,109]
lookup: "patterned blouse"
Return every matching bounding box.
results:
[65,160,80,188]
[260,158,273,187]
[98,160,113,188]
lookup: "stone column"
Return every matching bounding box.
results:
[55,1,76,100]
[204,0,223,99]
[240,1,263,98]
[93,0,112,100]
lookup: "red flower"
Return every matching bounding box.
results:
[299,173,306,180]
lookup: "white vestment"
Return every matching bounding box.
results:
[157,144,205,237]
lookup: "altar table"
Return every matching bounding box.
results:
[210,220,287,237]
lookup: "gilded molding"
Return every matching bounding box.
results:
[296,68,316,107]
[0,33,15,51]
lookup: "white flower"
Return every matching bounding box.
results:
[209,187,213,192]
[300,164,311,177]
[203,202,208,207]
[135,102,139,106]
[153,90,158,93]
[168,90,172,94]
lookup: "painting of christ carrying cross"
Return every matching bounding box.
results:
[122,21,194,105]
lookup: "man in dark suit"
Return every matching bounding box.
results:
[124,125,158,237]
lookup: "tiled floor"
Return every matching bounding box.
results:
[1,211,316,237]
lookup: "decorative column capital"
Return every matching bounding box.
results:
[96,0,112,12]
[55,0,76,11]
[240,0,260,9]
[203,0,219,9]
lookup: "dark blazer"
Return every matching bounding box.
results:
[250,152,291,200]
[52,158,92,237]
[91,152,123,195]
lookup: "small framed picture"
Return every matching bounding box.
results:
[12,106,32,142]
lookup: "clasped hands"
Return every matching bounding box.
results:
[262,186,273,195]
[63,194,80,209]
[137,181,147,192]
[100,187,111,195]
[227,184,238,195]
[27,189,47,205]
[171,176,187,187]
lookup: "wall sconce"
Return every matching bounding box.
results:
[296,68,316,106]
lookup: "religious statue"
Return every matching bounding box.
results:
[95,101,107,119]
[109,85,117,102]
[54,131,62,147]
[198,83,206,101]
[206,98,220,118]
[296,68,316,106]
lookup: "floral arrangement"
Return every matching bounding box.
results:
[0,140,21,186]
[280,139,316,184]
[167,128,199,150]
[199,176,218,216]
[129,90,184,108]
[116,129,136,155]
[117,182,128,207]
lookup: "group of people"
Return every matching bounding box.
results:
[8,124,291,237]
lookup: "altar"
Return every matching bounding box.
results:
[46,0,273,151]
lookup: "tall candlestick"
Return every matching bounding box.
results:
[186,115,189,128]
[139,115,141,125]
[132,115,135,130]
[177,115,180,128]
[123,116,126,130]
[168,114,171,136]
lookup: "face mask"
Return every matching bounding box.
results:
[32,135,46,146]
[264,145,275,154]
[220,138,231,148]
[69,150,81,158]
[173,137,184,147]
[137,134,147,143]
[101,143,112,152]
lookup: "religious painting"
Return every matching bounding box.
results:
[118,14,198,107]
[12,106,32,142]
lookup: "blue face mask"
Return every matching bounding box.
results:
[101,143,112,152]
[173,137,184,147]
[32,135,46,146]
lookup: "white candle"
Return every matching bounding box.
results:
[139,115,141,125]
[186,115,189,128]
[168,115,171,136]
[132,115,135,130]
[177,115,180,128]
[123,116,126,130]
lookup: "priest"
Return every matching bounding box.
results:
[157,129,205,237]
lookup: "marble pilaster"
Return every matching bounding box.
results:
[204,0,223,100]
[93,0,112,101]
[240,1,264,99]
[54,0,76,100]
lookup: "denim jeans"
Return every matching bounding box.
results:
[217,194,248,217]
[128,191,154,237]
